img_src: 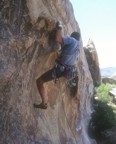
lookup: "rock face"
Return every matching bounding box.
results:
[102,77,116,84]
[84,39,101,87]
[109,88,116,104]
[0,0,94,144]
[109,88,116,96]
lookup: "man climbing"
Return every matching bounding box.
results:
[34,21,80,109]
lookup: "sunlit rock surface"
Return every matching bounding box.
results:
[84,39,101,87]
[0,0,95,144]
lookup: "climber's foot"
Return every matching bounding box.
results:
[33,103,47,109]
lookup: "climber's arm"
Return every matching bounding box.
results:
[55,21,63,45]
[55,29,63,44]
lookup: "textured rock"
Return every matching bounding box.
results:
[84,39,101,86]
[0,0,94,144]
[109,88,116,96]
[102,77,116,84]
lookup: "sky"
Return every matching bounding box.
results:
[70,0,116,68]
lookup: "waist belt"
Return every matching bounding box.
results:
[56,60,76,68]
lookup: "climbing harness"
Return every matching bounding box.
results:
[52,60,78,88]
[52,61,65,83]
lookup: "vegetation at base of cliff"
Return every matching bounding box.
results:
[90,83,116,143]
[95,83,116,102]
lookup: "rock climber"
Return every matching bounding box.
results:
[34,21,80,109]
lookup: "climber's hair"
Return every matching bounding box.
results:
[71,32,80,40]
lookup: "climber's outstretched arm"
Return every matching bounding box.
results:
[55,21,63,45]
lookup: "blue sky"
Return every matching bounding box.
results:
[70,0,116,68]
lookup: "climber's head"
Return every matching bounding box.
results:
[71,32,80,40]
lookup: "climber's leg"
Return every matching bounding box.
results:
[34,69,54,109]
[36,78,48,105]
[34,67,63,109]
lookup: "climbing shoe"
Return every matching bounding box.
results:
[33,103,47,109]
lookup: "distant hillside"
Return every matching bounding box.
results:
[100,67,116,78]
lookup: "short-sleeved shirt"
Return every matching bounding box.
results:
[58,37,80,66]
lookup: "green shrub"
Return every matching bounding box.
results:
[92,101,116,133]
[91,83,116,140]
[95,83,115,102]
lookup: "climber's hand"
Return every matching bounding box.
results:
[56,21,63,30]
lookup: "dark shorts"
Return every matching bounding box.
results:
[39,63,78,96]
[40,65,64,82]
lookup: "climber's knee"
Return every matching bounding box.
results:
[36,77,44,87]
